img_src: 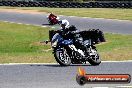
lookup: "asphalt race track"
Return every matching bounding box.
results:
[0,62,132,88]
[0,11,132,34]
[0,11,132,88]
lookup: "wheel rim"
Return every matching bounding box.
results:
[56,48,70,64]
[90,49,99,62]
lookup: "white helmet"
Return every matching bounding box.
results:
[59,19,69,28]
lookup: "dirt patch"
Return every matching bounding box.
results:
[31,41,52,52]
[96,41,108,46]
[0,8,48,14]
[32,41,51,46]
[41,48,52,52]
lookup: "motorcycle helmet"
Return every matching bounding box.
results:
[59,19,69,29]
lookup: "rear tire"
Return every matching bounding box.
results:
[88,48,101,66]
[54,48,71,66]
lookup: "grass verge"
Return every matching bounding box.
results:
[97,33,132,61]
[0,21,131,63]
[0,21,55,63]
[1,7,132,21]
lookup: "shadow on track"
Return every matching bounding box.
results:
[42,23,53,26]
[30,64,96,67]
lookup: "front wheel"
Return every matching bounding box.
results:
[88,48,101,66]
[54,48,71,66]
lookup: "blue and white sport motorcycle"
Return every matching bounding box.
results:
[51,31,101,66]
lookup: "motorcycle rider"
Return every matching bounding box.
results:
[48,13,59,25]
[58,20,88,57]
[48,13,57,20]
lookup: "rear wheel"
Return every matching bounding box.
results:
[54,48,71,66]
[88,48,101,66]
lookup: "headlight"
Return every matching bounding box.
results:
[52,40,58,47]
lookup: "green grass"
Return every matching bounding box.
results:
[0,21,132,63]
[97,33,132,61]
[0,21,55,63]
[1,7,132,20]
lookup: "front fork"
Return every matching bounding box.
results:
[68,44,85,57]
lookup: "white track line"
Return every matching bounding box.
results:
[116,86,132,88]
[62,15,132,22]
[0,63,57,65]
[51,27,55,28]
[92,87,109,88]
[93,86,132,88]
[1,20,47,28]
[102,60,132,63]
[0,60,132,65]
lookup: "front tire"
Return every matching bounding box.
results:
[54,48,71,66]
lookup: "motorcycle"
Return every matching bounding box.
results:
[47,13,59,25]
[51,30,101,66]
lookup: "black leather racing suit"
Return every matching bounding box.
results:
[60,25,88,56]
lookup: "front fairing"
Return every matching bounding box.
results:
[60,39,73,45]
[52,33,63,42]
[51,33,63,48]
[51,33,73,48]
